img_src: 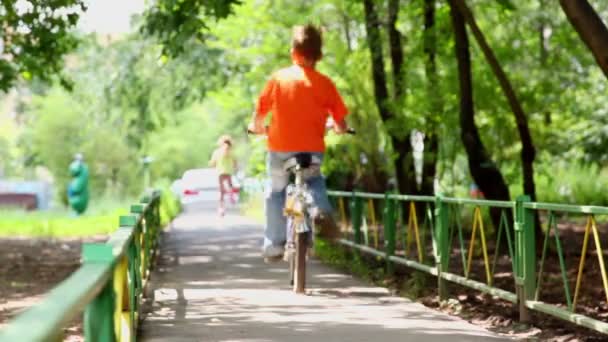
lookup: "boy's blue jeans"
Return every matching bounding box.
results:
[263,152,332,256]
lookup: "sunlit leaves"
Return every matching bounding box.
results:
[496,0,516,12]
[140,0,242,56]
[0,0,86,91]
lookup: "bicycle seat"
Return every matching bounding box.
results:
[283,153,322,172]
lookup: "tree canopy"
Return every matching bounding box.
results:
[2,0,608,208]
[0,0,86,91]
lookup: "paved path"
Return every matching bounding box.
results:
[139,201,511,342]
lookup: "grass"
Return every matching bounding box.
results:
[0,200,131,237]
[313,238,434,298]
[313,238,383,281]
[0,190,182,238]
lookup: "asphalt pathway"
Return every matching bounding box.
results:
[139,201,511,342]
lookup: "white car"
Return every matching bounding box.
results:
[171,168,240,204]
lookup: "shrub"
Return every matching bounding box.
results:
[159,188,181,226]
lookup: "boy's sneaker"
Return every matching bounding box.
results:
[314,213,341,241]
[262,245,285,264]
[264,255,283,263]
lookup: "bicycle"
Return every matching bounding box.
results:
[248,126,354,294]
[283,152,320,293]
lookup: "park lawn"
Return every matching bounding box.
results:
[0,208,130,237]
[0,190,181,237]
[0,197,135,237]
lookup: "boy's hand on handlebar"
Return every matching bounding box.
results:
[247,120,265,135]
[325,118,355,135]
[332,119,352,135]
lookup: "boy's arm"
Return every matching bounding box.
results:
[247,111,265,134]
[327,80,349,134]
[248,77,276,134]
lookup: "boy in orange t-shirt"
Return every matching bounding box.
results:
[248,24,349,261]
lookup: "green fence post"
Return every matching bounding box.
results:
[384,193,396,275]
[143,209,152,272]
[82,244,115,342]
[151,195,161,252]
[435,195,449,300]
[515,195,535,323]
[127,238,139,325]
[351,193,363,245]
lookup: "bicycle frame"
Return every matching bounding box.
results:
[284,164,316,233]
[284,163,317,294]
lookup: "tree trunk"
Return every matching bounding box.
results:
[388,0,405,98]
[421,0,439,196]
[363,0,391,122]
[387,0,417,196]
[453,0,537,202]
[539,0,551,125]
[454,0,540,236]
[341,10,353,52]
[559,0,608,79]
[448,0,510,229]
[363,0,417,196]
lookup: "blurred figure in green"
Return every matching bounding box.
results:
[209,135,237,216]
[68,153,89,215]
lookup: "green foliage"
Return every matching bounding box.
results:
[159,188,181,226]
[137,0,608,204]
[7,0,608,208]
[517,156,608,206]
[14,31,232,199]
[24,87,137,199]
[140,0,242,56]
[0,0,86,91]
[104,37,227,150]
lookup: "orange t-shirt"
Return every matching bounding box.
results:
[255,64,348,152]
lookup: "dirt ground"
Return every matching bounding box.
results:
[340,210,608,341]
[0,237,105,341]
[345,254,606,342]
[350,231,608,340]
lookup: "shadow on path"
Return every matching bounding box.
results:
[139,201,512,342]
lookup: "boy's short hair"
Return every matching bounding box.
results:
[292,24,322,62]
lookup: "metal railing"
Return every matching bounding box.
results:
[329,190,608,335]
[0,190,166,342]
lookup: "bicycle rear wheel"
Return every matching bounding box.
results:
[293,232,307,293]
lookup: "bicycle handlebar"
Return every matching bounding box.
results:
[247,126,355,135]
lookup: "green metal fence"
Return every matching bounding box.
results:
[329,190,608,335]
[0,190,165,342]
